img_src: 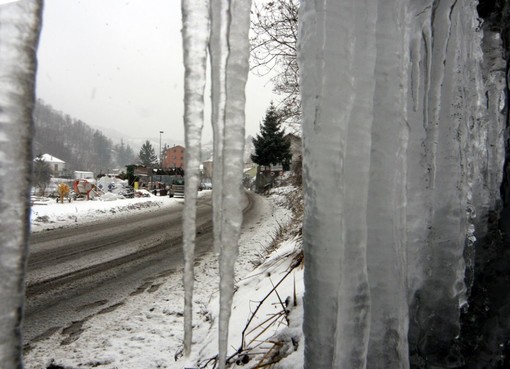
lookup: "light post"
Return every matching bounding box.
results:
[159,130,164,169]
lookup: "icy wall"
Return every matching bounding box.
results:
[0,1,42,368]
[298,0,507,368]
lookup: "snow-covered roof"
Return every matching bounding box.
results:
[38,153,65,164]
[284,131,302,141]
[283,123,302,138]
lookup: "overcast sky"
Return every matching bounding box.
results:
[35,0,274,148]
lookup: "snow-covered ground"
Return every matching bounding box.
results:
[30,189,174,233]
[25,188,304,369]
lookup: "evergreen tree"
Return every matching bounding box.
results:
[115,139,127,167]
[93,130,113,171]
[125,144,136,163]
[115,139,137,167]
[161,143,169,167]
[251,103,292,169]
[138,140,158,166]
[32,155,52,195]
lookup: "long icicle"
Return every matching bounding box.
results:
[181,0,209,356]
[182,0,252,365]
[216,0,252,368]
[0,1,43,368]
[209,0,230,255]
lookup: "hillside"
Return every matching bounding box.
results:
[33,99,137,175]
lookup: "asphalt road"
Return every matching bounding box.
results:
[23,192,254,347]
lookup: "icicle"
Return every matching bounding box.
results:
[299,0,377,367]
[406,2,472,365]
[0,1,42,368]
[181,0,209,356]
[181,0,251,365]
[216,1,252,368]
[366,0,410,367]
[209,0,229,255]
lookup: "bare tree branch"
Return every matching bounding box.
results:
[250,0,300,123]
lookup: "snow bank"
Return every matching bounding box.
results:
[30,193,186,233]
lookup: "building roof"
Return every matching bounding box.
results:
[168,145,185,151]
[284,132,302,141]
[38,154,65,164]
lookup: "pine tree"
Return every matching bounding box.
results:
[138,140,158,166]
[251,103,292,170]
[116,139,137,167]
[33,155,53,195]
[125,144,136,164]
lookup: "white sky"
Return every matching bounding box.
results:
[36,0,275,147]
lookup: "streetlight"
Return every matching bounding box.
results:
[159,130,164,168]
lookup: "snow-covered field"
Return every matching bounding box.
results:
[25,188,304,369]
[30,189,174,233]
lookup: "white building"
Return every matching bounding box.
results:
[39,154,66,177]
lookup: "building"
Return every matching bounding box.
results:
[163,145,185,169]
[73,171,95,180]
[39,153,66,177]
[285,133,303,167]
[202,158,213,179]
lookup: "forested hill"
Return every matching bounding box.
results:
[33,99,137,176]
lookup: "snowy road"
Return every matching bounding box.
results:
[26,196,213,294]
[23,193,252,347]
[22,188,295,368]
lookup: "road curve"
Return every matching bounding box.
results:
[24,192,254,346]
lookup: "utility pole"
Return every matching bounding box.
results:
[159,130,164,168]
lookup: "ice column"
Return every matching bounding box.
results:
[0,2,42,368]
[181,0,209,355]
[209,0,229,254]
[299,0,504,367]
[366,0,410,367]
[299,0,377,367]
[216,1,252,368]
[405,2,478,365]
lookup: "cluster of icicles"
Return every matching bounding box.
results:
[299,0,505,368]
[181,0,505,368]
[180,0,252,368]
[0,0,506,368]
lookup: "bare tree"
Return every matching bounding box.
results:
[250,0,300,123]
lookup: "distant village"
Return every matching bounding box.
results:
[35,133,302,198]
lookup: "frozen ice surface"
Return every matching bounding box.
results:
[298,0,506,368]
